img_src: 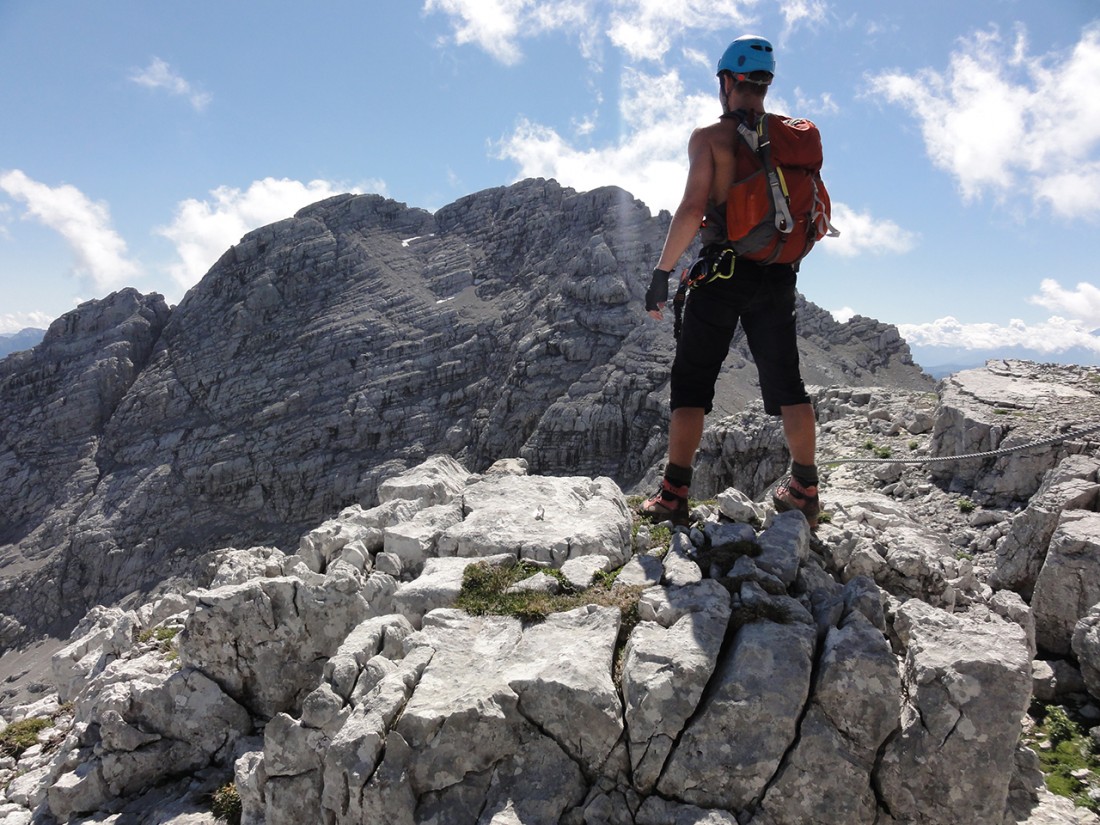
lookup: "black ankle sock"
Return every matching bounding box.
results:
[665,462,693,488]
[791,461,818,488]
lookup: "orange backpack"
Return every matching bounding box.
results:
[724,112,838,265]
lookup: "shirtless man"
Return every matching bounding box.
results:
[640,34,820,527]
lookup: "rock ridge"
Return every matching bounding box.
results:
[0,179,930,647]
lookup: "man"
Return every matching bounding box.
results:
[640,34,820,527]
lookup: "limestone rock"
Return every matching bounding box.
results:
[931,360,1100,504]
[177,573,370,718]
[657,619,816,810]
[438,473,632,567]
[992,454,1100,597]
[621,581,731,793]
[1072,604,1100,700]
[877,599,1032,825]
[1031,511,1100,655]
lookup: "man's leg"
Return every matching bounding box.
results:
[640,406,706,523]
[668,406,706,468]
[780,403,816,467]
[776,401,820,526]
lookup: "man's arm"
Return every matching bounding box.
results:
[648,129,715,319]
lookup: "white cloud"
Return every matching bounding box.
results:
[1029,278,1100,327]
[129,58,212,111]
[898,315,1100,355]
[819,202,917,257]
[779,0,827,40]
[793,88,839,117]
[423,0,596,65]
[425,0,759,65]
[867,23,1100,218]
[0,311,54,334]
[496,68,713,213]
[607,0,758,63]
[0,169,142,290]
[830,306,856,323]
[156,177,366,289]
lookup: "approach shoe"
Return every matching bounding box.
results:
[639,478,691,525]
[772,475,820,529]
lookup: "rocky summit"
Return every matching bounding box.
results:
[3,179,1100,825]
[0,357,1097,824]
[0,179,927,648]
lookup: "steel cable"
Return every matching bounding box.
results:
[821,421,1100,467]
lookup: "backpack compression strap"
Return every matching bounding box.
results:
[736,115,795,236]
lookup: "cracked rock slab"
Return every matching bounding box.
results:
[876,599,1031,825]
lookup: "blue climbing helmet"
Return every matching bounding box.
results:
[716,35,775,80]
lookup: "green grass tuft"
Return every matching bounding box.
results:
[455,560,646,677]
[1027,704,1100,814]
[211,782,242,824]
[0,717,51,759]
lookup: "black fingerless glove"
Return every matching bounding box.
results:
[645,268,672,312]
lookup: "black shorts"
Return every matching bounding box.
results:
[669,259,811,415]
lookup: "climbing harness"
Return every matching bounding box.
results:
[671,246,736,340]
[820,421,1100,467]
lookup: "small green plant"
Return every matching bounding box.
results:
[647,524,673,554]
[1045,706,1079,746]
[862,439,875,451]
[954,550,974,562]
[0,717,51,759]
[211,782,242,825]
[1028,704,1100,814]
[957,497,976,514]
[873,446,892,459]
[139,625,180,655]
[456,561,642,624]
[816,511,832,525]
[907,440,919,451]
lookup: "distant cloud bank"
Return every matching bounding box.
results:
[898,314,1100,356]
[0,311,54,335]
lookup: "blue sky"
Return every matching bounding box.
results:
[1,1,1098,364]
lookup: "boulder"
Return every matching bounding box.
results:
[178,572,370,718]
[437,474,632,567]
[877,599,1032,825]
[1072,604,1100,701]
[1030,511,1100,655]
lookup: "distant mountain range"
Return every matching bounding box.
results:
[0,328,46,359]
[908,343,1100,379]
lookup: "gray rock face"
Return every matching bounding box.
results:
[0,181,928,648]
[1073,604,1100,700]
[877,599,1032,825]
[991,455,1100,598]
[1031,511,1100,655]
[931,360,1100,505]
[3,451,1097,825]
[0,288,170,643]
